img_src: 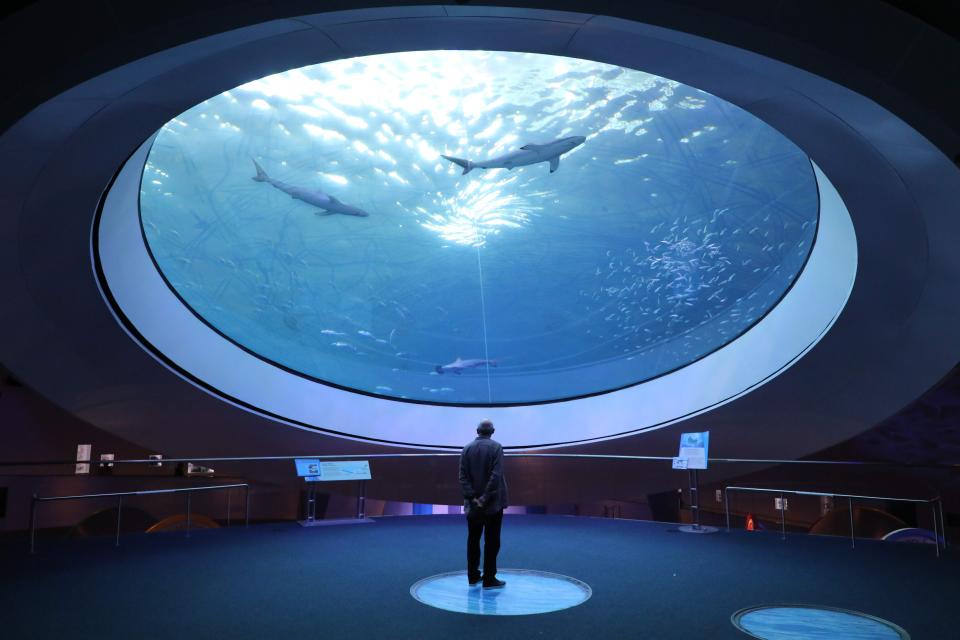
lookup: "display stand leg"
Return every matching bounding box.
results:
[779,492,786,540]
[306,484,316,523]
[848,497,855,549]
[357,480,366,520]
[678,468,717,534]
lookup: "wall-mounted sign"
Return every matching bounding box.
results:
[75,444,91,475]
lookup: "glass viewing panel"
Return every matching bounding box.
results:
[140,51,818,405]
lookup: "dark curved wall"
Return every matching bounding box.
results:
[1,1,958,528]
[2,0,958,161]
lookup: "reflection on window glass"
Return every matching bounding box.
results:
[141,51,818,405]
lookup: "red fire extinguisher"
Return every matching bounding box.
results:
[745,513,756,531]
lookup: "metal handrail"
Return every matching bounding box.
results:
[29,483,249,554]
[3,452,959,469]
[722,485,946,558]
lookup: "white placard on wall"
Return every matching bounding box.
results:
[75,444,91,475]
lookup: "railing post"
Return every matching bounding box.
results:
[724,488,730,531]
[306,484,315,523]
[937,498,947,549]
[931,502,941,558]
[686,469,700,531]
[115,495,123,547]
[848,496,855,549]
[29,494,38,555]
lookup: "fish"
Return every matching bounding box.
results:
[320,329,344,335]
[441,136,585,175]
[434,357,498,375]
[251,159,370,217]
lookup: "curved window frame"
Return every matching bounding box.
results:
[134,53,822,407]
[96,128,855,449]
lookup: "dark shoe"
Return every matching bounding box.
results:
[468,574,483,586]
[482,578,506,589]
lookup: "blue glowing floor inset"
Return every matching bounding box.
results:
[410,569,591,615]
[733,606,910,640]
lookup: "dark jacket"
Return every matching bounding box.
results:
[459,435,508,514]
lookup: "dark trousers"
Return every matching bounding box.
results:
[466,508,503,581]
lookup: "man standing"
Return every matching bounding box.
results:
[459,419,508,588]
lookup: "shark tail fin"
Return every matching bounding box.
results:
[252,159,269,182]
[442,154,474,175]
[435,365,444,374]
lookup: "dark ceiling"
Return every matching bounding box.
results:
[1,1,959,158]
[1,0,959,464]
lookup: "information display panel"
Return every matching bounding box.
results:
[294,458,321,477]
[315,460,372,481]
[294,459,371,481]
[677,432,709,469]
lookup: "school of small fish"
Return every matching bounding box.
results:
[141,51,818,403]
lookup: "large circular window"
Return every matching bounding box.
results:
[139,50,817,405]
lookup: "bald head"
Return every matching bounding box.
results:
[477,420,495,436]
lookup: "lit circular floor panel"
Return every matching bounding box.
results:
[732,605,910,640]
[410,569,591,615]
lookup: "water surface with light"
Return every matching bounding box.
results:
[141,51,817,405]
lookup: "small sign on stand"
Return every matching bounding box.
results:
[674,432,718,534]
[295,459,374,527]
[98,453,115,476]
[679,431,709,470]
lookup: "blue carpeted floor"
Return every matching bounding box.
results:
[0,515,955,639]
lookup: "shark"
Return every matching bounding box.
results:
[251,160,369,217]
[435,357,498,375]
[441,135,585,175]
